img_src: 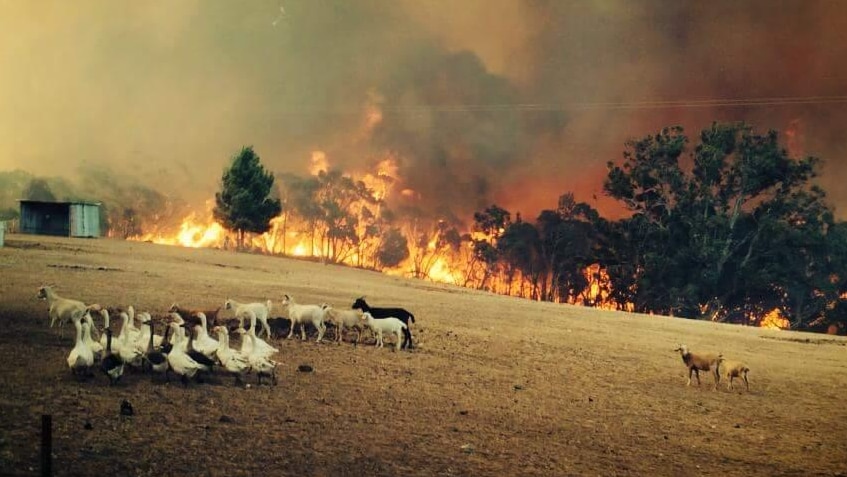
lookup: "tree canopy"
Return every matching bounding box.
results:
[213,146,281,248]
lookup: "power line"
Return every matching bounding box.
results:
[274,95,847,115]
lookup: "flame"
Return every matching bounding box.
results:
[759,308,790,330]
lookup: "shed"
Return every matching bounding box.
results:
[0,221,5,247]
[19,200,102,238]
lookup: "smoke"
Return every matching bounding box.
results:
[1,0,845,225]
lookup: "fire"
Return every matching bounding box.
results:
[759,308,790,330]
[133,213,226,249]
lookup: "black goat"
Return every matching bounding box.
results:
[351,297,415,349]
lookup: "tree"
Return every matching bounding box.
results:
[603,122,835,327]
[213,147,281,249]
[376,227,409,268]
[23,178,57,201]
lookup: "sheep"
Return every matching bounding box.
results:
[37,285,97,331]
[351,297,415,349]
[322,305,365,344]
[360,312,407,352]
[223,298,272,339]
[169,303,222,329]
[280,294,326,342]
[720,360,751,391]
[674,344,722,390]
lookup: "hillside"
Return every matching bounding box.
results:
[0,234,845,476]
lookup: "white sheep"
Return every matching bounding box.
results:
[720,360,750,391]
[360,311,407,351]
[322,305,365,344]
[280,294,326,342]
[37,285,94,330]
[674,344,722,390]
[224,298,273,339]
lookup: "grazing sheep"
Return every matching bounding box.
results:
[720,360,750,391]
[351,297,414,349]
[224,298,272,339]
[322,305,365,344]
[360,312,407,352]
[280,294,327,342]
[674,344,722,390]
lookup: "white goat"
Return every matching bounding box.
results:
[360,312,407,351]
[280,294,327,342]
[224,298,272,338]
[322,305,365,344]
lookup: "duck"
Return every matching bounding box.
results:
[100,328,125,385]
[67,314,95,378]
[213,326,250,386]
[98,308,122,355]
[166,323,205,386]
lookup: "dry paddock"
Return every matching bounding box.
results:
[0,234,845,477]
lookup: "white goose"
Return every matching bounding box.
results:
[235,328,278,386]
[239,309,278,359]
[191,312,219,359]
[213,326,250,386]
[117,312,143,367]
[82,312,103,359]
[98,308,122,354]
[166,323,205,385]
[132,312,163,353]
[67,314,95,377]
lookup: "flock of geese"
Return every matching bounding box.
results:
[65,305,278,386]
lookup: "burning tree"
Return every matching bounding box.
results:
[213,146,281,249]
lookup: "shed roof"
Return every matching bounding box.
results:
[18,199,102,207]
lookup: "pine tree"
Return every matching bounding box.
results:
[213,147,281,249]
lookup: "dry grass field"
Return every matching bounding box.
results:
[0,234,846,477]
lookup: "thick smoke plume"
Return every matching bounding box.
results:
[1,0,845,224]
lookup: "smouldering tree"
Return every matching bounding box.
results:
[214,146,282,249]
[23,178,57,202]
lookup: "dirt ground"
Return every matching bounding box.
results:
[0,234,845,477]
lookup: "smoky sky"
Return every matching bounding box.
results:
[1,0,846,222]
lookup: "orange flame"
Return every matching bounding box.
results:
[759,308,790,330]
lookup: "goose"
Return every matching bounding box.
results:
[235,328,278,386]
[190,312,219,359]
[67,314,95,378]
[142,320,169,380]
[133,312,163,353]
[100,328,124,385]
[166,323,205,386]
[82,312,103,360]
[182,324,217,372]
[239,310,278,359]
[213,326,250,386]
[117,312,143,368]
[98,308,122,354]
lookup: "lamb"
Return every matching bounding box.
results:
[674,344,722,390]
[223,298,272,339]
[351,297,414,349]
[360,312,407,352]
[280,294,326,342]
[720,360,750,391]
[322,305,365,344]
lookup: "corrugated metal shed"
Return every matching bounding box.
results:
[19,200,101,238]
[0,221,5,247]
